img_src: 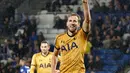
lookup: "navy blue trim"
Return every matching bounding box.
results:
[55,46,60,50]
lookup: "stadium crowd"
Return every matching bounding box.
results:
[0,0,130,73]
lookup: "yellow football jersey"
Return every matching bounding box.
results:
[55,28,89,73]
[30,52,53,73]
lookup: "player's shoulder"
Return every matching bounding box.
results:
[78,28,90,35]
[56,33,66,39]
[78,28,84,32]
[33,52,41,57]
[49,52,53,56]
[49,52,53,54]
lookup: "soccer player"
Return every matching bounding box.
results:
[19,58,30,73]
[30,41,59,73]
[52,0,91,73]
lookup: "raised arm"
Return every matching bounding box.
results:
[82,0,91,33]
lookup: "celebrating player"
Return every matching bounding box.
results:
[52,0,91,73]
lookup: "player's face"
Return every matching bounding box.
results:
[40,43,50,53]
[19,60,24,66]
[67,16,79,33]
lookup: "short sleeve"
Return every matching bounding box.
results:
[79,28,88,40]
[54,35,60,50]
[31,54,36,66]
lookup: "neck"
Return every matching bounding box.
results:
[41,51,49,56]
[67,30,77,37]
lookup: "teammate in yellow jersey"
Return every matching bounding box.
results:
[30,41,59,73]
[52,0,91,73]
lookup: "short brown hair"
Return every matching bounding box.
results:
[41,40,49,44]
[68,13,81,23]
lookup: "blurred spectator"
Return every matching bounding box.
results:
[1,39,12,59]
[109,29,115,38]
[0,63,4,73]
[4,62,15,73]
[53,16,64,29]
[22,15,30,26]
[95,16,104,29]
[114,0,122,11]
[62,15,68,29]
[118,17,127,35]
[30,32,38,42]
[91,27,103,48]
[76,7,83,18]
[111,35,122,49]
[123,5,129,12]
[13,56,20,67]
[100,24,107,35]
[28,17,37,35]
[5,3,15,21]
[3,17,9,35]
[19,58,30,73]
[94,55,103,71]
[102,35,111,49]
[45,1,52,12]
[122,32,130,42]
[108,1,115,12]
[76,7,84,26]
[92,0,101,12]
[29,32,38,53]
[22,32,29,46]
[52,0,61,12]
[93,35,103,48]
[104,15,111,25]
[87,54,94,71]
[92,4,101,12]
[37,32,45,47]
[9,38,18,57]
[17,38,24,57]
[100,2,109,13]
[33,40,39,53]
[126,16,130,33]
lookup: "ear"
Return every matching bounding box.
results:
[40,46,42,50]
[77,23,80,27]
[48,45,50,50]
[66,21,69,27]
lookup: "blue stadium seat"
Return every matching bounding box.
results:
[95,71,115,73]
[95,71,105,73]
[86,70,90,73]
[103,60,117,65]
[103,65,118,73]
